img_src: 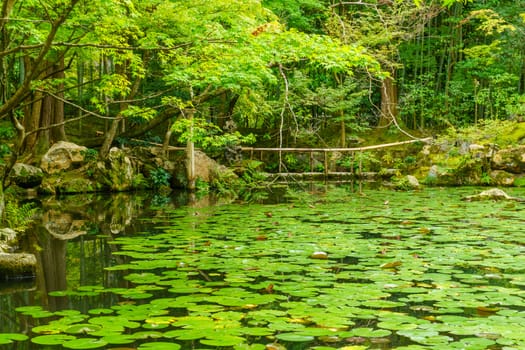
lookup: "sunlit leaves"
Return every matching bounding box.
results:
[0,333,29,345]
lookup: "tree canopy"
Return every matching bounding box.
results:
[0,0,524,165]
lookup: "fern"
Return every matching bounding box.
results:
[5,201,37,232]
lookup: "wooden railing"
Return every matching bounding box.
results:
[241,138,432,178]
[142,137,432,179]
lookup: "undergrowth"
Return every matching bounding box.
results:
[4,200,38,232]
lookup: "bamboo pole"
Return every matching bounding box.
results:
[241,137,432,153]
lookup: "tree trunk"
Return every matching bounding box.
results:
[99,57,143,159]
[21,60,67,157]
[51,60,66,142]
[379,74,397,126]
[99,116,122,158]
[0,182,4,224]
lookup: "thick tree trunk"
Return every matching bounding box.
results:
[379,74,398,126]
[21,93,43,154]
[21,60,67,157]
[51,60,66,142]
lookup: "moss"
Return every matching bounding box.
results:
[496,122,525,145]
[513,176,525,187]
[0,253,36,278]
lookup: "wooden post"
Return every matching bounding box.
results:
[162,120,172,158]
[324,151,329,178]
[350,151,354,175]
[279,149,282,173]
[185,108,196,191]
[310,151,313,172]
[358,151,363,178]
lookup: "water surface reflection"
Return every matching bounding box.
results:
[0,190,228,331]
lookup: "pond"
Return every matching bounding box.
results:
[1,185,525,350]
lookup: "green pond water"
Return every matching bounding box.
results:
[2,185,525,350]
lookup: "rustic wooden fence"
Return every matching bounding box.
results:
[241,138,432,179]
[146,137,432,180]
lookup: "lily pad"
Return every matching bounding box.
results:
[0,333,29,345]
[31,334,76,345]
[200,335,246,346]
[62,338,108,349]
[138,341,182,350]
[275,333,315,342]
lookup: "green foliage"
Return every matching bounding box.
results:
[120,106,158,121]
[514,176,525,187]
[149,168,171,189]
[172,117,256,157]
[440,120,525,147]
[4,201,37,233]
[15,187,525,349]
[132,173,149,189]
[195,178,210,194]
[262,0,328,33]
[81,149,99,163]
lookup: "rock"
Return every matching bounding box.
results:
[406,175,420,188]
[424,165,456,185]
[489,170,515,186]
[0,253,37,279]
[469,144,485,152]
[0,228,18,254]
[172,150,237,188]
[40,141,88,174]
[462,188,524,202]
[0,243,12,254]
[0,228,17,245]
[468,144,488,159]
[96,147,134,191]
[392,174,420,190]
[194,150,220,182]
[427,165,439,180]
[491,145,525,173]
[39,167,102,194]
[42,210,87,240]
[10,163,44,188]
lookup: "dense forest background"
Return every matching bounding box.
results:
[0,0,524,171]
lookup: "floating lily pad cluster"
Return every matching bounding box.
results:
[4,186,525,349]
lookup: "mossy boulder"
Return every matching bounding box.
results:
[172,150,237,188]
[0,253,37,280]
[10,163,44,189]
[492,146,525,173]
[40,168,103,195]
[40,141,87,174]
[95,147,134,191]
[489,170,515,186]
[462,188,524,202]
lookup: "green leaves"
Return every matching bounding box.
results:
[9,186,525,350]
[0,333,29,345]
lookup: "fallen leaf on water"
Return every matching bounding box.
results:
[380,261,402,269]
[311,251,328,259]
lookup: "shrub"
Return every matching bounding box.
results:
[149,168,171,189]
